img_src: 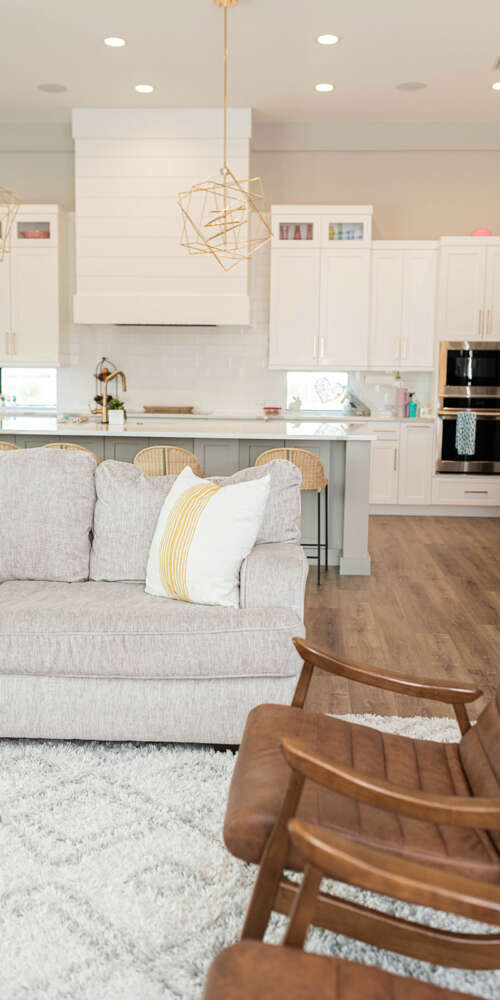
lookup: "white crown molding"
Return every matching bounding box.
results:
[252,120,500,152]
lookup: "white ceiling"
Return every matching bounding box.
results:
[2,0,500,125]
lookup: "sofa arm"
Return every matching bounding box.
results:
[240,542,308,618]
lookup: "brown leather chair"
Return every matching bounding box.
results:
[205,813,493,999]
[223,637,500,968]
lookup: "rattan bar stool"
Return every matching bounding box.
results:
[43,442,100,464]
[256,448,328,585]
[0,442,20,452]
[133,445,203,477]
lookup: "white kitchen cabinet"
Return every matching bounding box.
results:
[0,205,67,367]
[438,238,500,342]
[369,243,437,370]
[369,439,399,504]
[320,249,371,368]
[398,423,434,505]
[269,205,372,371]
[269,250,320,368]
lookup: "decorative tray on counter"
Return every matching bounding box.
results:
[143,406,194,414]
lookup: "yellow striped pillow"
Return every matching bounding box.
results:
[145,466,271,607]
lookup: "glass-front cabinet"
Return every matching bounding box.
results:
[271,205,372,250]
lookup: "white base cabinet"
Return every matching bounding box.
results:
[369,422,434,506]
[0,205,68,367]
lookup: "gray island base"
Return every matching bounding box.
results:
[0,417,374,575]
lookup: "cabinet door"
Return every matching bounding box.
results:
[437,245,486,341]
[269,250,320,368]
[401,249,437,368]
[0,255,11,364]
[369,250,403,367]
[369,440,399,504]
[398,424,434,505]
[9,250,59,364]
[484,246,500,340]
[320,249,370,368]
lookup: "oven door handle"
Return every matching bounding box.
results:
[438,411,500,420]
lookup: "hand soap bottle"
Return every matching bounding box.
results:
[408,393,418,418]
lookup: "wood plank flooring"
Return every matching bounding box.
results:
[304,515,500,721]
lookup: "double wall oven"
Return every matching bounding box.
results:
[437,342,500,474]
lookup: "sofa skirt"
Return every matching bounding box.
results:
[0,672,299,745]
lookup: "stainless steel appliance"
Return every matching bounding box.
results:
[437,341,500,473]
[439,341,500,400]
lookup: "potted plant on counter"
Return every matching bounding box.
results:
[107,397,127,427]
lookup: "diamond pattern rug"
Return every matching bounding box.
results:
[0,716,498,1000]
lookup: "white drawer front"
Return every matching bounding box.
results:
[432,476,500,505]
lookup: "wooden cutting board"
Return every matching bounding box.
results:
[143,406,194,414]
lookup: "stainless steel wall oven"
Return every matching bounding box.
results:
[437,342,500,474]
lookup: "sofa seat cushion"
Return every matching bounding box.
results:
[0,447,96,583]
[223,704,500,883]
[203,942,477,1000]
[0,581,304,681]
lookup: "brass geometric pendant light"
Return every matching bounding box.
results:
[0,186,20,262]
[178,0,272,271]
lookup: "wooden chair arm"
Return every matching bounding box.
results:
[281,738,500,829]
[293,637,482,705]
[288,819,500,927]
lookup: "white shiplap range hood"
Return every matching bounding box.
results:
[72,108,252,325]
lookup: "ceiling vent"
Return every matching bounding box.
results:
[72,109,252,326]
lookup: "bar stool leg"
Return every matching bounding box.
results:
[325,482,329,573]
[317,491,321,586]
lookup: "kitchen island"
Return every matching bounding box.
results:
[0,416,375,575]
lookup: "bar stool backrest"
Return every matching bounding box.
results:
[43,442,100,464]
[134,445,203,477]
[256,447,327,492]
[0,442,20,452]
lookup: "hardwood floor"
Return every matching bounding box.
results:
[304,515,500,720]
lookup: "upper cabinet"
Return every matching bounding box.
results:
[0,205,68,367]
[269,205,373,370]
[437,237,500,342]
[369,242,438,370]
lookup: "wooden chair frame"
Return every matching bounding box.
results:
[240,637,500,969]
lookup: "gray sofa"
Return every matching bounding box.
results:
[0,449,307,744]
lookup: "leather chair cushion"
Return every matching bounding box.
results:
[224,705,500,882]
[203,941,480,1000]
[460,688,500,853]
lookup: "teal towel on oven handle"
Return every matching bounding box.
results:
[455,411,477,456]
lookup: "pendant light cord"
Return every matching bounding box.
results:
[223,5,228,172]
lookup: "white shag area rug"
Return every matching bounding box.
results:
[1,715,499,1000]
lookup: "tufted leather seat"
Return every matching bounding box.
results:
[203,940,482,1000]
[224,702,500,882]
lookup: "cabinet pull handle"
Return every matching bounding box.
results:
[313,335,318,360]
[11,331,16,355]
[394,337,399,360]
[393,447,398,472]
[5,332,9,355]
[401,337,407,361]
[486,309,492,337]
[464,489,488,494]
[478,309,483,337]
[319,336,325,360]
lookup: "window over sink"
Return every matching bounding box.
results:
[0,367,57,410]
[286,371,349,413]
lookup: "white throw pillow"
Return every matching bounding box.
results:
[145,466,271,607]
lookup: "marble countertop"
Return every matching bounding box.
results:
[0,416,376,441]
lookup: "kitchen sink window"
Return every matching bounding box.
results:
[0,368,57,411]
[286,371,349,413]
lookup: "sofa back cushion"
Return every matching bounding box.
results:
[90,458,301,582]
[459,687,500,853]
[0,447,96,582]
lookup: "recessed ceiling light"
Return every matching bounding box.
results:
[104,36,126,47]
[316,34,340,45]
[396,81,427,91]
[135,84,154,94]
[314,82,335,93]
[37,82,67,93]
[492,81,500,91]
